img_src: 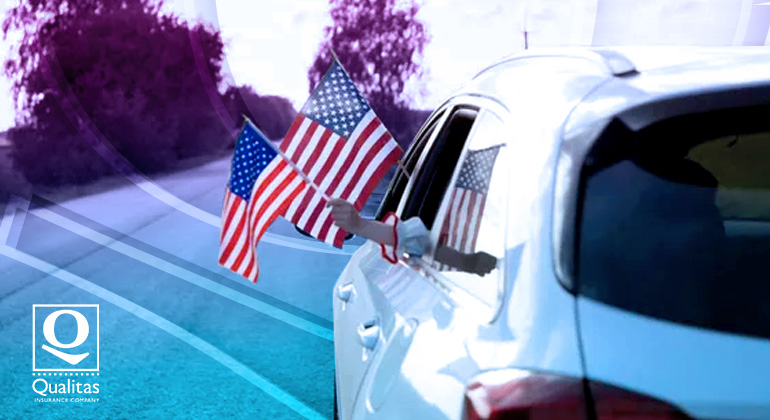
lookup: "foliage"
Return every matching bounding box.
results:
[308,0,429,146]
[223,85,298,141]
[3,0,231,185]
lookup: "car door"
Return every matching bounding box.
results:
[333,107,448,420]
[337,97,512,420]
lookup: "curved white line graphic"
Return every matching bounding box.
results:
[733,0,755,45]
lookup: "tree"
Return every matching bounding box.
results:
[223,86,298,141]
[3,0,232,185]
[308,0,429,145]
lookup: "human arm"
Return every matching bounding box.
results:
[434,246,497,276]
[328,199,497,274]
[326,199,395,245]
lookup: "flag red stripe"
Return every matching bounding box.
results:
[248,160,289,217]
[331,145,400,246]
[340,131,393,200]
[280,115,305,153]
[303,196,330,237]
[220,191,234,243]
[353,145,401,210]
[254,180,308,249]
[243,263,256,281]
[290,119,319,162]
[324,118,380,195]
[459,192,477,252]
[470,200,485,251]
[303,128,333,174]
[451,190,466,250]
[331,224,348,249]
[298,120,379,240]
[316,207,336,247]
[312,131,347,191]
[247,179,308,283]
[284,129,335,224]
[218,207,247,264]
[251,171,300,234]
[290,187,317,225]
[241,246,256,277]
[220,192,241,243]
[230,235,251,272]
[291,131,346,237]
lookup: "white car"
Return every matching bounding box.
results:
[332,47,770,420]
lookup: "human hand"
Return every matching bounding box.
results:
[469,251,497,276]
[326,198,365,233]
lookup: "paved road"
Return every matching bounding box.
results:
[0,157,376,419]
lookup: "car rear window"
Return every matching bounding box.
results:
[577,111,770,339]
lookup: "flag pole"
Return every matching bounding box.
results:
[243,115,331,202]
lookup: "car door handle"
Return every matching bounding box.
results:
[357,320,380,349]
[337,283,354,302]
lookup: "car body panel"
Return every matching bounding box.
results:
[578,297,770,420]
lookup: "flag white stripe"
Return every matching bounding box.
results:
[284,116,312,159]
[309,206,334,238]
[290,132,343,229]
[283,184,311,220]
[343,140,398,201]
[253,175,305,244]
[294,123,325,170]
[249,163,296,233]
[236,246,253,275]
[307,132,342,182]
[313,111,376,196]
[220,198,246,254]
[455,190,473,251]
[464,194,482,253]
[283,124,327,220]
[223,159,283,268]
[224,228,247,268]
[299,112,379,241]
[330,120,387,197]
[296,193,324,231]
[447,189,464,251]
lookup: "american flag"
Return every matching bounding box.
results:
[279,59,402,248]
[439,145,502,256]
[219,122,308,282]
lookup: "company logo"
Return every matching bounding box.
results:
[33,305,99,372]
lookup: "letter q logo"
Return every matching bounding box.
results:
[33,305,99,371]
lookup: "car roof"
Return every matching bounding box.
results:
[464,47,770,133]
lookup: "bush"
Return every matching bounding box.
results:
[224,86,298,141]
[4,1,232,186]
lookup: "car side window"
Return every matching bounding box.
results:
[376,111,444,219]
[428,110,509,311]
[400,106,479,229]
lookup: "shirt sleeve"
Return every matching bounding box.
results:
[379,213,430,264]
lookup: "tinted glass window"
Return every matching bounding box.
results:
[577,115,770,339]
[402,107,478,228]
[430,110,508,310]
[376,111,443,219]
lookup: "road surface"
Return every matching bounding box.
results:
[0,157,376,419]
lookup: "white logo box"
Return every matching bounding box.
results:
[33,304,99,372]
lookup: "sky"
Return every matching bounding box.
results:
[0,0,766,131]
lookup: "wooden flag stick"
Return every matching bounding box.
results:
[243,116,331,202]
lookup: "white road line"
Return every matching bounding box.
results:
[0,244,326,420]
[2,197,334,341]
